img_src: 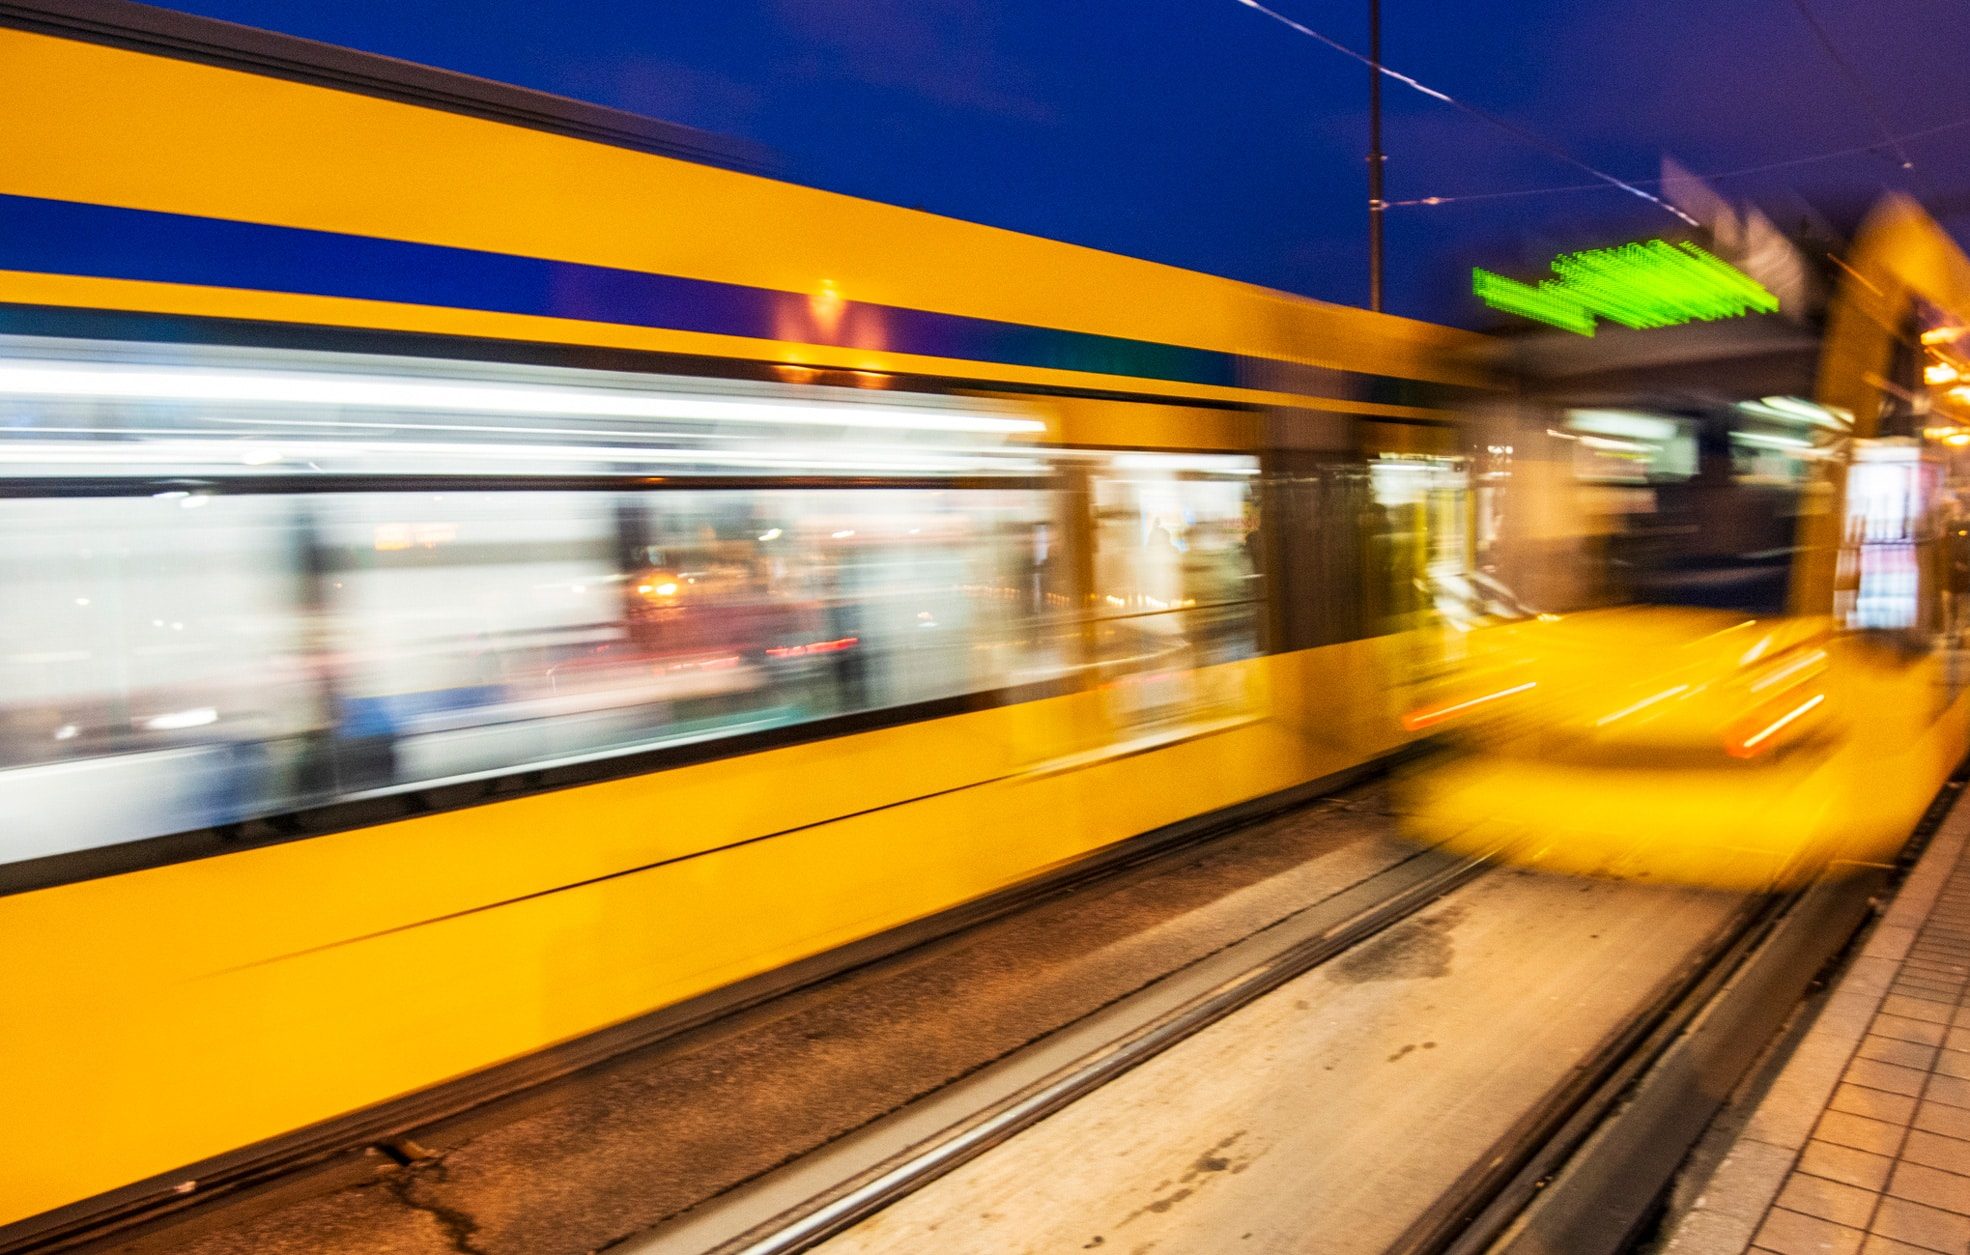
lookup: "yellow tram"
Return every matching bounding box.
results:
[1404,197,1970,889]
[0,4,1488,1238]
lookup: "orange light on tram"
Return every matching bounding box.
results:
[1723,691,1826,759]
[810,280,846,336]
[1401,681,1536,732]
[636,573,683,601]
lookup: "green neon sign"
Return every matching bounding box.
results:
[1474,239,1778,336]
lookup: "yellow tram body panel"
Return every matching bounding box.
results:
[0,640,1413,1226]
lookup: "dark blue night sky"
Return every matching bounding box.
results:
[155,0,1970,326]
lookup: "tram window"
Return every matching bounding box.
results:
[1261,459,1375,650]
[1562,411,1695,484]
[1366,456,1473,635]
[1560,407,1822,616]
[0,496,314,859]
[1086,452,1263,678]
[0,485,1065,867]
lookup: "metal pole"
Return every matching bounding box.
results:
[1367,0,1385,312]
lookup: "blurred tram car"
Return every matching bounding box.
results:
[1404,198,1970,890]
[0,4,1492,1239]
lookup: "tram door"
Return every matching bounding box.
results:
[1358,421,1479,686]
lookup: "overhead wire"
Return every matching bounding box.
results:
[1785,0,1917,172]
[1228,0,1700,227]
[1382,110,1970,208]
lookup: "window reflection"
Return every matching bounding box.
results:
[0,342,1292,868]
[1086,453,1263,731]
[0,487,1064,863]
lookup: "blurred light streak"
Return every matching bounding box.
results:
[1727,692,1825,758]
[1402,681,1536,731]
[0,362,1044,434]
[1594,684,1689,727]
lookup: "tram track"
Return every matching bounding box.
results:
[658,859,1779,1255]
[648,846,1496,1255]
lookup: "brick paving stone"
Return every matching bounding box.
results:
[1870,1196,1970,1252]
[1863,1036,1944,1070]
[1847,1058,1935,1098]
[1878,1015,1951,1047]
[1800,1140,1898,1192]
[1820,1111,1912,1156]
[1895,980,1965,1003]
[1900,1129,1970,1177]
[1755,1205,1866,1255]
[1898,969,1964,987]
[1833,1084,1921,1126]
[1780,1172,1886,1228]
[1902,958,1967,975]
[1917,1102,1970,1140]
[1910,954,1968,973]
[1895,980,1965,998]
[1948,1027,1970,1052]
[1938,1051,1970,1081]
[1929,1075,1970,1109]
[1902,957,1970,974]
[1857,1234,1937,1254]
[1887,1161,1970,1217]
[1903,966,1970,985]
[1882,995,1955,1025]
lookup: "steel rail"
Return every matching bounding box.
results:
[698,850,1495,1255]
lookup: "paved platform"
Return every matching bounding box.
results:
[1664,798,1970,1255]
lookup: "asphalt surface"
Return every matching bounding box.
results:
[124,780,1424,1255]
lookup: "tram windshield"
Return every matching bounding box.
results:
[1560,400,1836,616]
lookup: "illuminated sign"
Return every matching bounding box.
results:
[1474,239,1778,336]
